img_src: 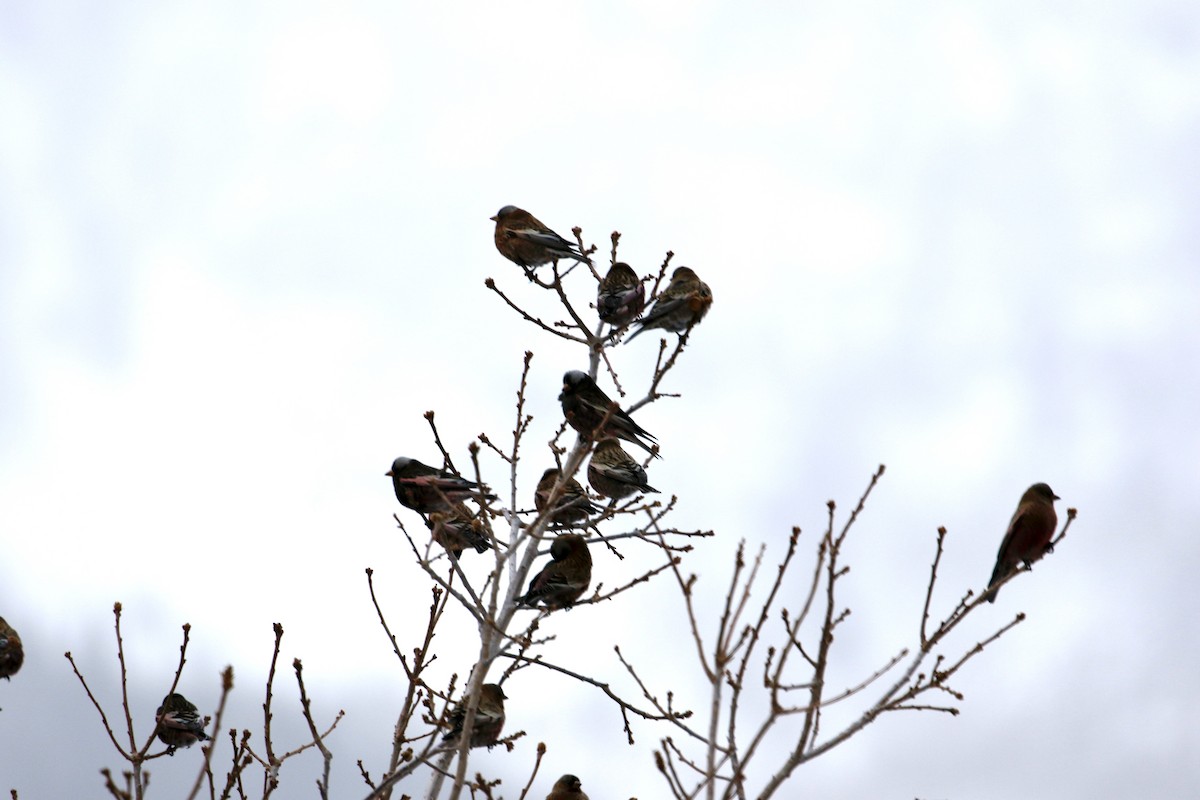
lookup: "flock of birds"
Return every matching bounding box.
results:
[388,205,715,620]
[381,205,720,798]
[383,207,1066,799]
[0,207,1063,800]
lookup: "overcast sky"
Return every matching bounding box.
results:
[2,2,1199,798]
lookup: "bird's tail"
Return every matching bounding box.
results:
[631,436,662,460]
[983,562,1008,603]
[623,324,647,343]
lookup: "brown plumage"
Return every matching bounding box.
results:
[491,205,590,270]
[427,503,493,557]
[626,266,712,342]
[984,483,1060,603]
[517,534,592,610]
[155,693,209,753]
[597,261,645,327]
[535,468,600,526]
[587,438,659,499]
[443,683,507,749]
[387,456,497,515]
[546,774,589,800]
[559,370,659,458]
[0,617,23,680]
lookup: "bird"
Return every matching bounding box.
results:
[387,457,497,515]
[546,773,589,800]
[626,266,712,342]
[491,205,590,270]
[559,370,659,458]
[587,438,660,500]
[442,683,507,749]
[517,534,593,610]
[597,261,645,328]
[0,617,23,680]
[534,468,600,526]
[984,483,1061,603]
[155,693,209,753]
[427,503,493,558]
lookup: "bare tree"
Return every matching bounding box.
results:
[55,222,1077,800]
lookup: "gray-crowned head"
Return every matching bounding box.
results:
[387,456,415,477]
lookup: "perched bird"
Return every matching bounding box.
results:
[517,534,593,610]
[387,457,496,515]
[443,683,507,749]
[0,617,23,680]
[546,773,589,800]
[535,468,600,526]
[155,693,209,753]
[427,503,493,558]
[597,261,645,328]
[626,266,712,342]
[491,205,590,270]
[559,370,659,458]
[587,438,660,500]
[984,483,1061,603]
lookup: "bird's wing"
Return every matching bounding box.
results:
[525,565,586,598]
[595,461,639,485]
[640,294,688,323]
[474,705,504,724]
[159,710,204,731]
[509,226,575,251]
[401,474,476,490]
[995,504,1033,563]
[540,570,587,591]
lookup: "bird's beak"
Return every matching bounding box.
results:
[386,470,394,477]
[1052,493,1061,500]
[489,215,497,222]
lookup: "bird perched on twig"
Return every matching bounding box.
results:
[491,205,591,270]
[427,503,493,557]
[155,693,209,754]
[597,262,645,328]
[443,683,507,749]
[587,438,660,500]
[984,483,1061,603]
[517,534,593,610]
[559,371,659,458]
[0,617,23,680]
[535,468,600,526]
[387,457,496,515]
[626,266,712,342]
[546,773,590,800]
